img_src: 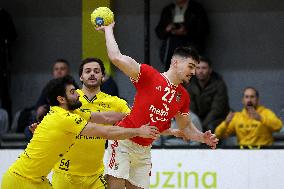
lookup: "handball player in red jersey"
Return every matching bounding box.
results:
[97,23,218,189]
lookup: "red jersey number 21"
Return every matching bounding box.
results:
[162,87,176,103]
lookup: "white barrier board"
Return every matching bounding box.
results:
[1,149,284,189]
[150,150,284,189]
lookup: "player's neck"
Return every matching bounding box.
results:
[82,85,101,98]
[59,104,69,111]
[164,70,180,85]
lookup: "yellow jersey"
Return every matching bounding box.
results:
[215,106,282,146]
[53,90,130,176]
[9,106,91,182]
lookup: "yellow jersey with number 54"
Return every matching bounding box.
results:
[8,106,91,182]
[53,90,130,176]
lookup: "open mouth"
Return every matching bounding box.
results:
[88,78,97,82]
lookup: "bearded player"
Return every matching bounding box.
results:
[52,58,131,189]
[1,76,159,189]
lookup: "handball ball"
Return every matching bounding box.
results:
[91,7,114,28]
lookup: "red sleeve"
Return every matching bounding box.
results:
[130,64,157,89]
[178,88,190,116]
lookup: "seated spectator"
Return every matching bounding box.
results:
[24,59,70,140]
[215,87,283,148]
[35,59,70,121]
[186,56,230,132]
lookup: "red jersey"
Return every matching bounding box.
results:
[117,64,190,146]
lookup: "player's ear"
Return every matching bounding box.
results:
[57,96,66,104]
[79,75,83,82]
[171,58,178,67]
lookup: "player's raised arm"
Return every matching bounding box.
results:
[96,23,140,80]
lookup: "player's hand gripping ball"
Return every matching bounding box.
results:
[91,7,114,28]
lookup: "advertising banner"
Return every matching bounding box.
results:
[1,149,284,189]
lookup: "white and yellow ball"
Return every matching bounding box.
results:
[91,7,114,28]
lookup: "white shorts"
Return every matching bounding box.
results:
[104,139,152,189]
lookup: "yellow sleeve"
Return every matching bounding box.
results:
[118,99,131,114]
[215,122,228,138]
[261,109,283,132]
[215,116,236,139]
[63,113,88,134]
[74,108,92,121]
[114,97,131,114]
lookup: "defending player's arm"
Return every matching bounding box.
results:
[175,113,219,149]
[97,23,140,80]
[80,123,159,140]
[90,111,126,125]
[76,109,126,125]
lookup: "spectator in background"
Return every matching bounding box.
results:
[155,0,209,70]
[186,56,230,132]
[35,59,70,121]
[215,87,283,148]
[24,59,70,140]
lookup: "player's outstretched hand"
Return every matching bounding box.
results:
[96,22,115,32]
[203,130,219,149]
[29,122,39,134]
[138,123,160,139]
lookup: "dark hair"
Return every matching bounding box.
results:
[172,46,200,62]
[79,57,105,77]
[243,87,259,98]
[46,75,78,106]
[54,58,70,67]
[199,55,212,67]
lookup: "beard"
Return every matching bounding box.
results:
[182,75,193,84]
[85,82,100,89]
[67,99,82,110]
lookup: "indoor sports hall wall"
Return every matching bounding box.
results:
[0,0,82,115]
[0,0,283,116]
